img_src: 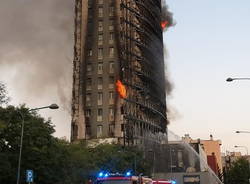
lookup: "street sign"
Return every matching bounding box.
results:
[26,170,33,183]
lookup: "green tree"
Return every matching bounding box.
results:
[89,144,151,175]
[0,105,151,184]
[0,82,10,105]
[65,143,152,183]
[0,105,70,184]
[226,157,250,184]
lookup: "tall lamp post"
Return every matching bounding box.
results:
[234,145,249,155]
[227,78,250,182]
[16,104,59,184]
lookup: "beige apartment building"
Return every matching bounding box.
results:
[200,135,222,172]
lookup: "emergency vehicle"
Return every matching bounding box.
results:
[95,172,152,184]
[95,172,175,184]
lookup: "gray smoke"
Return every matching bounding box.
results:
[161,0,175,96]
[0,0,74,111]
[163,47,174,96]
[161,1,178,123]
[162,0,175,29]
[167,104,182,122]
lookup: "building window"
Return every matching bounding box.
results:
[109,91,114,104]
[109,76,114,88]
[109,32,114,44]
[98,34,103,45]
[86,93,91,106]
[86,109,91,117]
[86,78,92,90]
[72,124,78,137]
[98,0,103,4]
[109,61,114,73]
[109,6,114,16]
[88,49,93,57]
[109,108,114,121]
[98,21,103,32]
[109,20,114,30]
[88,0,93,7]
[86,125,91,135]
[97,125,103,138]
[97,109,103,122]
[87,64,92,75]
[109,124,115,136]
[98,77,103,90]
[98,48,103,60]
[88,9,93,19]
[98,92,103,105]
[177,150,184,168]
[109,47,114,58]
[98,7,103,17]
[97,63,103,74]
[87,33,92,40]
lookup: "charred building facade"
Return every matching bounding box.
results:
[71,0,168,145]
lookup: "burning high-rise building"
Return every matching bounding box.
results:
[71,0,169,145]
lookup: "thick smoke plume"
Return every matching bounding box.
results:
[164,48,174,96]
[162,0,175,29]
[161,1,179,123]
[162,0,175,96]
[0,0,74,111]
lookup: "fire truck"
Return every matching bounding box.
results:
[95,172,175,184]
[95,172,152,184]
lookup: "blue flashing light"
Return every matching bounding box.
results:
[125,171,131,176]
[104,173,109,177]
[98,172,104,177]
[171,181,176,184]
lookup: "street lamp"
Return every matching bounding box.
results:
[236,131,250,134]
[226,77,250,82]
[234,145,249,155]
[16,104,59,184]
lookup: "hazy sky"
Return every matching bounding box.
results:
[0,0,73,140]
[165,0,250,154]
[0,1,250,154]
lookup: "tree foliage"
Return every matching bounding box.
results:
[0,105,67,184]
[0,105,151,184]
[65,143,151,184]
[0,82,10,105]
[224,157,250,184]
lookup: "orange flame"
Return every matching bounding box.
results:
[161,21,168,29]
[116,80,127,99]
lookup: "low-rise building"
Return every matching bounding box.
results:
[200,135,222,173]
[183,134,222,177]
[155,138,217,184]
